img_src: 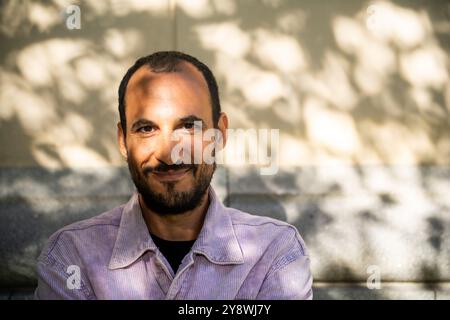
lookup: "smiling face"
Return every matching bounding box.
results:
[118,61,227,215]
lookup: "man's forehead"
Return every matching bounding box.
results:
[124,61,213,124]
[126,61,208,98]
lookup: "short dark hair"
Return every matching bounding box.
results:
[118,51,221,134]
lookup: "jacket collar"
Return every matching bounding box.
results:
[108,187,244,270]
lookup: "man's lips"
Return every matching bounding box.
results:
[151,167,191,182]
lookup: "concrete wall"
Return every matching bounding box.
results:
[0,0,449,299]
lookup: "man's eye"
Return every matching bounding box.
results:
[138,126,154,133]
[183,122,203,130]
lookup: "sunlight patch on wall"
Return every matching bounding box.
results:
[210,0,236,16]
[221,101,254,129]
[16,39,89,87]
[0,71,57,135]
[333,16,396,97]
[365,1,431,50]
[28,2,61,32]
[400,47,448,90]
[195,21,251,58]
[1,33,129,167]
[303,97,361,156]
[305,51,358,110]
[278,134,311,166]
[30,111,111,168]
[276,9,307,34]
[0,0,63,36]
[76,57,107,89]
[43,112,93,146]
[358,120,435,164]
[177,0,213,19]
[271,91,302,126]
[253,29,307,73]
[333,16,368,55]
[409,87,445,118]
[103,29,143,59]
[365,224,417,276]
[196,21,308,111]
[57,145,109,167]
[215,53,284,108]
[107,0,169,16]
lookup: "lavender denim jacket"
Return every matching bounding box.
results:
[35,187,313,299]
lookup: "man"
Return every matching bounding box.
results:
[35,51,313,299]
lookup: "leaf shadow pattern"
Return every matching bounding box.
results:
[0,0,449,300]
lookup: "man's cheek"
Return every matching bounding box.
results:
[129,139,156,159]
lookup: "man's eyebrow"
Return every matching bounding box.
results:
[179,115,206,126]
[131,118,157,131]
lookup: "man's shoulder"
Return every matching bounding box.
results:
[38,204,124,264]
[225,206,308,255]
[51,204,123,238]
[227,206,298,232]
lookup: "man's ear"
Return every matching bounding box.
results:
[117,122,128,159]
[216,112,228,150]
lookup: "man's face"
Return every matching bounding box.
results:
[118,62,226,215]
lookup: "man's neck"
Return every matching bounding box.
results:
[138,191,210,241]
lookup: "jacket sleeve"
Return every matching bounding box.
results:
[255,254,313,300]
[34,232,94,300]
[255,225,313,300]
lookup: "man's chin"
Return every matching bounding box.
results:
[146,173,194,191]
[138,184,208,216]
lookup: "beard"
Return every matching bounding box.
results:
[127,155,215,216]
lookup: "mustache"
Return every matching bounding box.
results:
[142,162,195,175]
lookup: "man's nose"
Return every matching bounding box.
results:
[153,129,177,165]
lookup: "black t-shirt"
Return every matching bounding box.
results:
[150,233,196,274]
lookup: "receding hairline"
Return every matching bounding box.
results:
[125,60,211,102]
[118,51,222,133]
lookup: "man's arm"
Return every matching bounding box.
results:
[255,225,313,300]
[35,257,92,300]
[255,254,313,300]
